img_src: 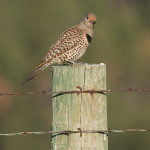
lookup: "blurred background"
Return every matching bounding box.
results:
[0,0,150,149]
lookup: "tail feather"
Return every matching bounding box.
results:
[35,60,46,70]
[21,69,40,85]
[22,60,49,85]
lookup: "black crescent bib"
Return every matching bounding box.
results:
[86,34,92,43]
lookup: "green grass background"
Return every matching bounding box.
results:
[0,0,150,149]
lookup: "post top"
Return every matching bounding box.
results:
[52,63,106,67]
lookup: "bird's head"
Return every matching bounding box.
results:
[81,12,97,29]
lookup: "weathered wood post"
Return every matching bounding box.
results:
[50,64,108,150]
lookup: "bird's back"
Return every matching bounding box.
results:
[41,25,89,66]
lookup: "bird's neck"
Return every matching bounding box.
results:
[77,22,94,37]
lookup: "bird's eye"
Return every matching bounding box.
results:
[87,17,89,20]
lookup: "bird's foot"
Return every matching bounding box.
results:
[62,61,76,65]
[62,62,88,66]
[70,62,88,66]
[77,62,88,65]
[71,62,88,66]
[68,61,77,64]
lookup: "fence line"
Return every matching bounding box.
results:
[0,129,150,137]
[1,87,150,137]
[0,87,150,96]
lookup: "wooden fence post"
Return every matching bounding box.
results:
[50,64,108,150]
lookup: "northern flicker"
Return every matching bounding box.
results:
[22,12,97,85]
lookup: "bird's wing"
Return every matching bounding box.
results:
[44,26,82,60]
[23,26,82,85]
[35,26,82,69]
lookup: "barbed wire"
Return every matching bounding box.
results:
[0,129,150,137]
[0,88,150,96]
[1,88,150,137]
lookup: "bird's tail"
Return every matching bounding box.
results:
[21,69,40,85]
[22,60,47,85]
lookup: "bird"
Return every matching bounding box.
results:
[22,12,97,85]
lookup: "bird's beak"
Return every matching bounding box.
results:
[90,20,96,24]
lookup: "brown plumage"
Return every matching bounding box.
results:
[22,12,97,85]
